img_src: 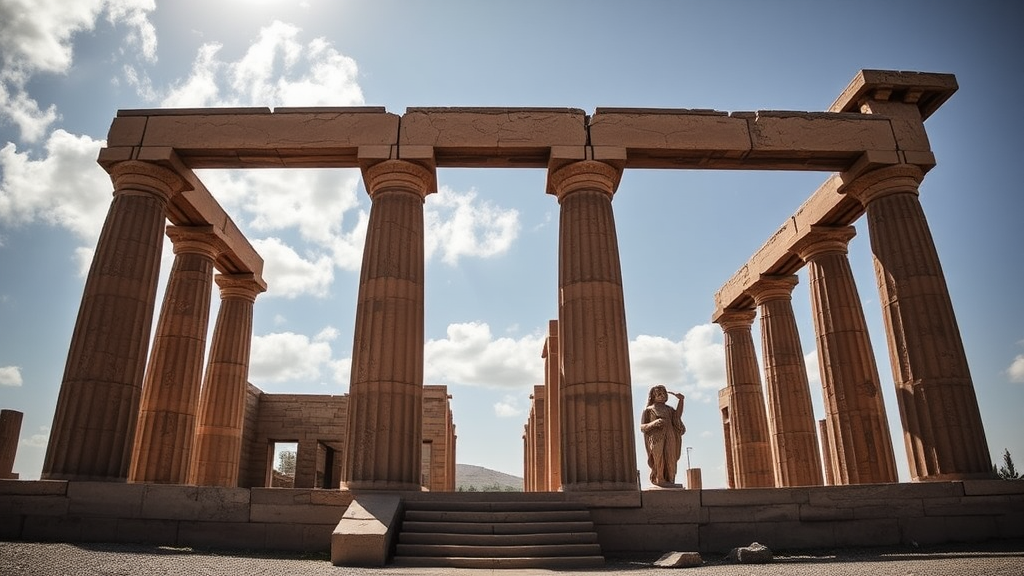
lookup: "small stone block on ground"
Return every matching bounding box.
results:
[654,551,703,568]
[729,541,773,564]
[330,494,401,567]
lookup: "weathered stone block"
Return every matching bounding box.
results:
[589,109,750,153]
[0,479,67,496]
[401,107,586,150]
[654,551,702,567]
[67,482,145,517]
[178,521,267,549]
[756,520,835,550]
[0,494,69,516]
[746,112,896,154]
[698,522,758,553]
[799,504,854,522]
[331,494,401,567]
[114,518,179,544]
[140,485,249,522]
[834,518,900,547]
[962,480,1024,497]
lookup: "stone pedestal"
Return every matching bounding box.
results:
[686,468,702,490]
[844,165,992,480]
[748,275,823,487]
[549,160,637,492]
[343,160,434,491]
[191,274,265,487]
[715,308,774,488]
[43,161,189,481]
[791,226,897,485]
[0,409,23,479]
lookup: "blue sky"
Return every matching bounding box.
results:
[1,0,1022,488]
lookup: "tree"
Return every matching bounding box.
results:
[996,448,1020,480]
[277,450,297,476]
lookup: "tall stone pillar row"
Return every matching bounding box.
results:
[548,160,637,491]
[844,165,992,480]
[343,160,435,491]
[791,226,898,484]
[190,273,265,487]
[747,276,824,487]
[542,319,562,491]
[1,409,24,479]
[129,226,223,484]
[43,161,190,481]
[713,308,774,488]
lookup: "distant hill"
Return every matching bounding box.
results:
[456,463,523,492]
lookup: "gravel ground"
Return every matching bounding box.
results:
[2,540,1023,576]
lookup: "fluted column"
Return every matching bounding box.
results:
[818,418,836,485]
[0,409,23,479]
[747,275,823,487]
[190,273,265,487]
[714,308,774,488]
[43,161,189,481]
[844,165,992,480]
[791,226,897,484]
[542,319,562,490]
[718,387,736,488]
[549,160,637,492]
[343,160,434,490]
[129,226,222,484]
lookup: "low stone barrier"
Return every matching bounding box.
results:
[1,479,1021,556]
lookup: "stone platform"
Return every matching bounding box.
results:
[1,479,1022,559]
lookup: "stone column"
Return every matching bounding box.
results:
[791,226,898,484]
[818,418,836,485]
[43,161,189,481]
[130,226,223,484]
[531,385,548,491]
[714,308,774,488]
[190,273,265,487]
[343,160,434,491]
[718,388,736,488]
[844,165,992,480]
[549,160,637,492]
[0,409,24,479]
[747,275,823,487]
[542,319,562,491]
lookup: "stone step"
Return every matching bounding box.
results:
[403,509,591,523]
[391,555,606,569]
[399,531,599,546]
[396,543,602,558]
[403,499,585,512]
[400,520,596,535]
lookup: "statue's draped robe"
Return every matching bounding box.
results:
[640,402,685,486]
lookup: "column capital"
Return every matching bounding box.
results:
[746,274,799,306]
[361,159,436,200]
[790,225,856,262]
[546,160,623,201]
[166,225,227,259]
[713,307,757,331]
[841,164,924,206]
[214,273,267,302]
[109,160,191,202]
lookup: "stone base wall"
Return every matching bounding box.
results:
[0,480,352,552]
[595,480,1024,555]
[1,479,1021,555]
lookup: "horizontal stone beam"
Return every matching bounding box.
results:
[97,146,266,284]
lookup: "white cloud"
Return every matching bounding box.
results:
[197,168,369,274]
[629,324,726,401]
[425,186,520,266]
[249,330,334,385]
[161,20,363,108]
[425,322,545,389]
[0,130,111,244]
[0,0,157,141]
[494,394,524,418]
[0,365,23,386]
[251,237,334,299]
[20,426,49,448]
[1008,354,1024,383]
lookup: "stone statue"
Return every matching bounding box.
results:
[639,384,686,487]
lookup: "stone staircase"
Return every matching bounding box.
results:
[391,499,605,569]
